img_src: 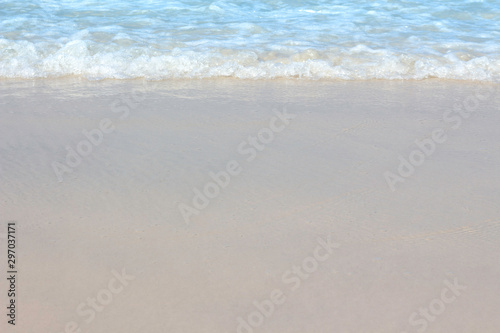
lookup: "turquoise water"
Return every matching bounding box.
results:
[1,0,499,80]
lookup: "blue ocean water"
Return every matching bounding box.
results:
[0,0,499,80]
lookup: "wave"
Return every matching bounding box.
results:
[1,39,499,81]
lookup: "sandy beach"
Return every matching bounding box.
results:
[0,78,499,332]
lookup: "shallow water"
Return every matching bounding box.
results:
[1,0,499,80]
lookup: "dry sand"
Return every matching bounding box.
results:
[0,78,499,332]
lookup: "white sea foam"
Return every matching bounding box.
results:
[1,0,499,80]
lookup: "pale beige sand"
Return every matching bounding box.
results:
[0,79,499,333]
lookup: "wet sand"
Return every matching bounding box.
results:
[0,78,499,332]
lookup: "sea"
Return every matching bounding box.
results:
[0,0,499,80]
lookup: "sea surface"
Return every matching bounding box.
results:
[1,0,499,80]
